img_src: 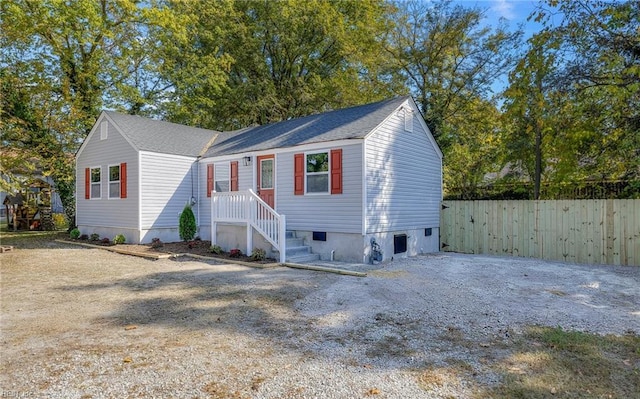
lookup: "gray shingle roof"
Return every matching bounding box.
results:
[202,96,410,157]
[102,96,409,158]
[104,111,219,157]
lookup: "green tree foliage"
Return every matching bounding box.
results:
[1,0,178,224]
[386,0,521,142]
[501,0,639,199]
[179,204,196,242]
[386,0,521,194]
[546,0,640,184]
[502,32,559,199]
[157,0,402,130]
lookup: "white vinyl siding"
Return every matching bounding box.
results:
[277,143,362,233]
[76,118,138,229]
[140,152,195,229]
[365,107,442,233]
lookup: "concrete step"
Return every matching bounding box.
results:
[285,230,296,239]
[286,252,321,263]
[286,238,304,247]
[286,245,311,257]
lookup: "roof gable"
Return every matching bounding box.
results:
[102,112,219,157]
[202,96,411,157]
[364,97,443,160]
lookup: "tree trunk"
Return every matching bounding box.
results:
[534,122,542,200]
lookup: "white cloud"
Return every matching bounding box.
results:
[491,0,516,20]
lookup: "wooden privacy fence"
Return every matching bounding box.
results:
[440,199,640,266]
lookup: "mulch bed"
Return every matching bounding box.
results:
[66,238,275,264]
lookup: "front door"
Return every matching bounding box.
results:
[257,154,275,208]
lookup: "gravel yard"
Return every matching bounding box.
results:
[1,241,639,398]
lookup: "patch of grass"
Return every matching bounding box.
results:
[479,326,640,399]
[0,228,67,248]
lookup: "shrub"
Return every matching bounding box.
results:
[90,233,100,241]
[250,248,266,261]
[151,237,164,248]
[101,237,111,245]
[53,213,68,230]
[113,234,126,245]
[69,228,81,239]
[209,245,223,255]
[229,248,242,258]
[179,204,196,242]
[79,234,89,240]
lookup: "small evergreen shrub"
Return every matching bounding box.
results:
[113,234,126,245]
[179,204,196,242]
[250,248,266,261]
[209,245,223,255]
[69,228,81,239]
[90,233,100,241]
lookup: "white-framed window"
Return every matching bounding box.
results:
[90,167,101,199]
[306,151,329,194]
[214,162,230,192]
[108,164,120,198]
[260,158,274,190]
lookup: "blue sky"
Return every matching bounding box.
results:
[452,0,548,39]
[452,0,549,94]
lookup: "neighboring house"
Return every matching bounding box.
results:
[76,96,443,263]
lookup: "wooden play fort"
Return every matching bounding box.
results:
[3,178,55,231]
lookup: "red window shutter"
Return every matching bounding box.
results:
[85,168,90,199]
[120,162,127,198]
[206,164,214,197]
[331,149,343,194]
[294,153,304,195]
[230,161,239,191]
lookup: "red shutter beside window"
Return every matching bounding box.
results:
[207,164,214,197]
[120,162,127,198]
[330,149,343,194]
[294,153,304,195]
[230,161,239,191]
[85,168,90,199]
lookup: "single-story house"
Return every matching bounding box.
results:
[76,96,443,263]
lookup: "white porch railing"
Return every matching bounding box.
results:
[211,189,286,263]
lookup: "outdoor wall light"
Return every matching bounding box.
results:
[243,156,252,166]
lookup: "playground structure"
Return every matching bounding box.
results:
[3,178,55,231]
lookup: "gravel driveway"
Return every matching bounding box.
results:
[1,243,638,398]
